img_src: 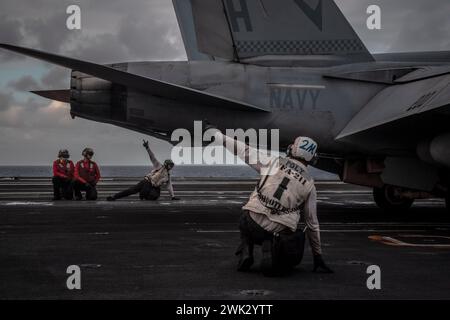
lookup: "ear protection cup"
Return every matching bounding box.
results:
[286,144,293,157]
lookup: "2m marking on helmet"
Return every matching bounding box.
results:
[300,139,317,154]
[273,177,290,200]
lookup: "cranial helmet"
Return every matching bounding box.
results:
[58,149,70,159]
[82,147,94,157]
[287,136,318,162]
[164,159,174,168]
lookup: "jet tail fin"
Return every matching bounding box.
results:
[184,0,373,63]
[172,0,214,61]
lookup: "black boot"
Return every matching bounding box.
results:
[236,241,254,272]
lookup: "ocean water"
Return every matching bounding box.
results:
[0,165,339,180]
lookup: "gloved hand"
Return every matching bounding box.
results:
[143,139,149,149]
[313,254,334,273]
[171,197,180,201]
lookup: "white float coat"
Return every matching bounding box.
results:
[144,146,175,198]
[214,131,322,255]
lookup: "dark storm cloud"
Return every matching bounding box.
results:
[65,33,131,63]
[0,0,185,60]
[6,68,69,94]
[0,15,25,61]
[0,91,13,111]
[336,0,450,52]
[24,13,77,53]
[117,12,185,61]
[388,1,450,52]
[41,67,70,88]
[62,0,185,63]
[7,75,41,91]
[0,15,24,44]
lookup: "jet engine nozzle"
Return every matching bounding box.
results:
[70,70,127,122]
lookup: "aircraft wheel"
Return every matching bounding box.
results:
[373,185,414,212]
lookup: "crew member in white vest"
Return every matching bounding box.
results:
[209,128,333,275]
[107,140,179,201]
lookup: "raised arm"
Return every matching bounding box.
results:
[212,130,275,174]
[143,140,162,168]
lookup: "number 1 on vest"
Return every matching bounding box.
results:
[273,177,290,200]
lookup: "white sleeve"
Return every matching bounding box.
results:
[146,146,162,168]
[304,186,322,256]
[214,131,275,174]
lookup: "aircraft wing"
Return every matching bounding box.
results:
[0,43,269,113]
[336,72,450,146]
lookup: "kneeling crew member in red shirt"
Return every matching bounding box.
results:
[73,147,101,200]
[52,149,74,200]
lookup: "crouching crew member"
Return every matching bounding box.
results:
[107,140,179,201]
[73,147,101,200]
[209,127,333,276]
[52,149,74,200]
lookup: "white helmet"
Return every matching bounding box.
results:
[287,136,318,162]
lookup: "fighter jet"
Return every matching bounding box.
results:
[1,0,450,212]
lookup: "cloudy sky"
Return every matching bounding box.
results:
[0,0,449,165]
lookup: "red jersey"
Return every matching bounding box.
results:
[74,159,101,184]
[53,159,74,179]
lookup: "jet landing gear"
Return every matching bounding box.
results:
[373,185,414,212]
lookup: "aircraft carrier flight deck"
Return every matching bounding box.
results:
[1,178,449,299]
